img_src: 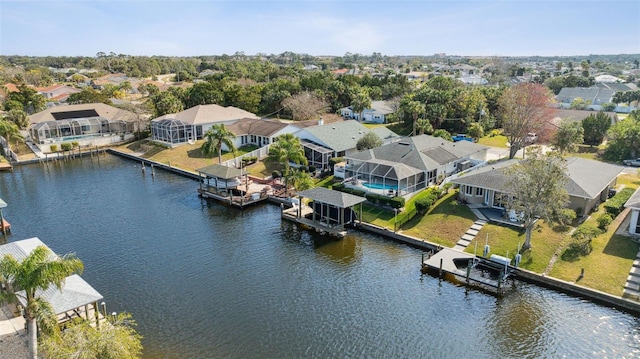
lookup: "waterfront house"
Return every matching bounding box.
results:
[451,157,622,215]
[294,120,400,171]
[624,188,640,237]
[340,100,395,123]
[29,102,138,151]
[344,135,489,196]
[150,104,260,147]
[37,84,81,104]
[225,118,295,149]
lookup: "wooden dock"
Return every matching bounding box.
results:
[423,247,514,293]
[0,163,12,172]
[198,187,270,208]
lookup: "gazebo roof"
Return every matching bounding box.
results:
[298,187,366,208]
[196,164,245,179]
[17,274,103,315]
[0,238,103,315]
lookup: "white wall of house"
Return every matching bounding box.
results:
[629,209,639,236]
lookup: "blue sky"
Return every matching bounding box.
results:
[1,1,639,57]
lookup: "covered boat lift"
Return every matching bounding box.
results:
[282,187,366,237]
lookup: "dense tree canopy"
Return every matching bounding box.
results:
[582,112,612,146]
[551,120,584,155]
[604,110,640,160]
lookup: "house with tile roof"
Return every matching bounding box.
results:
[340,100,395,123]
[451,157,623,214]
[37,84,81,103]
[343,135,488,196]
[624,188,640,237]
[293,120,400,171]
[150,104,260,146]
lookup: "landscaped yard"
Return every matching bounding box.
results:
[401,192,477,247]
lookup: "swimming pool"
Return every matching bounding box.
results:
[362,182,398,191]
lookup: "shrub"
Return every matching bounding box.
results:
[60,142,72,151]
[597,212,613,230]
[604,188,635,217]
[71,141,79,148]
[575,207,584,217]
[242,156,257,165]
[49,144,58,152]
[308,165,316,173]
[415,193,437,214]
[329,157,344,170]
[271,170,281,179]
[555,208,577,226]
[389,196,405,209]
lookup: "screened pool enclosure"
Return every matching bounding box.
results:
[30,116,134,144]
[344,158,429,196]
[150,119,195,146]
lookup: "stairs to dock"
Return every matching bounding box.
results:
[453,219,487,251]
[623,253,640,300]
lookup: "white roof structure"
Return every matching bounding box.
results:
[0,237,103,315]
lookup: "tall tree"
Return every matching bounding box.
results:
[604,110,640,161]
[4,109,29,129]
[67,87,112,105]
[6,83,46,114]
[505,150,569,249]
[467,122,484,141]
[582,112,612,146]
[0,119,24,152]
[281,91,329,121]
[267,133,307,196]
[151,92,184,117]
[356,131,383,150]
[289,168,314,192]
[201,124,236,164]
[415,119,433,135]
[350,87,371,122]
[399,98,425,135]
[552,120,584,155]
[0,246,84,359]
[498,83,556,159]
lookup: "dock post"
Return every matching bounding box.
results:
[439,258,443,277]
[466,259,471,284]
[497,270,503,292]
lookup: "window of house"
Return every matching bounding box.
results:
[475,188,484,196]
[465,185,473,195]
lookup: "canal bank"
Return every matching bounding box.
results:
[20,149,640,316]
[2,154,639,358]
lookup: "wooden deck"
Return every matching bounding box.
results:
[0,163,12,172]
[198,188,270,208]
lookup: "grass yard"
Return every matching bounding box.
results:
[548,176,640,295]
[466,221,569,274]
[477,134,509,148]
[565,144,603,160]
[401,192,477,247]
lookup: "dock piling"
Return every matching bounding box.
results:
[439,258,443,277]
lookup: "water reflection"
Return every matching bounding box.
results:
[315,235,359,264]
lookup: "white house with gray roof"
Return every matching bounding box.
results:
[340,101,395,124]
[556,87,615,110]
[294,120,400,171]
[452,157,623,214]
[624,188,640,237]
[343,135,488,196]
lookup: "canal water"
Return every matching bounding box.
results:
[0,155,638,358]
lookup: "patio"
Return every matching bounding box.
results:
[477,207,525,228]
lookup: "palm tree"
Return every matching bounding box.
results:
[201,124,236,164]
[0,119,25,153]
[268,134,307,196]
[415,119,433,135]
[0,245,84,359]
[350,87,371,122]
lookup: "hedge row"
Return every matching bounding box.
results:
[332,183,405,209]
[604,187,635,217]
[414,187,444,214]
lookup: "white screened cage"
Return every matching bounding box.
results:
[30,117,134,144]
[345,159,427,195]
[151,119,194,145]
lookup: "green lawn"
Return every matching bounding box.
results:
[477,134,509,148]
[466,220,569,274]
[401,192,477,247]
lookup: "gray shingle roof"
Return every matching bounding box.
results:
[346,135,488,172]
[625,187,640,210]
[197,164,244,179]
[298,187,366,208]
[302,120,394,153]
[225,118,288,137]
[29,103,138,124]
[452,157,622,199]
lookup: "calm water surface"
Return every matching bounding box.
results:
[0,155,638,359]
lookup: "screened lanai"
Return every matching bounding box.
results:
[301,140,333,171]
[150,118,194,146]
[345,158,427,196]
[30,117,134,144]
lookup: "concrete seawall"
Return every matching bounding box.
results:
[26,149,640,315]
